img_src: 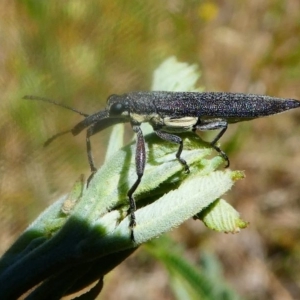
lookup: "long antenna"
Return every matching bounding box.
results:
[23,95,89,117]
[24,95,90,146]
[43,130,71,147]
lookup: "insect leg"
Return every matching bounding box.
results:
[128,124,146,240]
[86,124,99,186]
[194,120,229,167]
[155,130,190,173]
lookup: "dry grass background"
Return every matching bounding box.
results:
[1,1,300,299]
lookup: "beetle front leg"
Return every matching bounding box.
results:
[155,130,190,173]
[128,124,146,240]
[86,124,98,186]
[194,120,229,167]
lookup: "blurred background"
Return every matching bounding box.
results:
[1,1,300,299]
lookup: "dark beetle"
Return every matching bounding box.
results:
[24,91,300,240]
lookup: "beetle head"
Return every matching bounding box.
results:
[107,94,130,118]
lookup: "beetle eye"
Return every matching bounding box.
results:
[110,102,125,115]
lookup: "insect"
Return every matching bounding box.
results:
[24,91,300,240]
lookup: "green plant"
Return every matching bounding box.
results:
[0,58,245,299]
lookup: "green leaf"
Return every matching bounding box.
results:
[196,198,248,233]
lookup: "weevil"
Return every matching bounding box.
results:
[24,91,300,240]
